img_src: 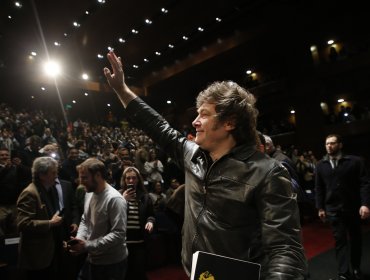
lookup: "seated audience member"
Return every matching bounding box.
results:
[144,149,164,189]
[149,181,167,213]
[166,178,180,199]
[120,166,155,280]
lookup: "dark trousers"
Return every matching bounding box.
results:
[126,242,148,280]
[78,258,127,280]
[327,212,362,275]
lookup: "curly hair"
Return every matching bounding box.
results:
[196,81,258,145]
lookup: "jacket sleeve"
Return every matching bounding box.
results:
[257,165,307,279]
[358,157,370,207]
[125,98,188,171]
[17,189,51,233]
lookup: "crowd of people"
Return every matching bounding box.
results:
[0,50,369,280]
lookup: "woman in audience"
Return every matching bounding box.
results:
[120,167,155,280]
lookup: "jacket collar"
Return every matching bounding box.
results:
[192,143,257,162]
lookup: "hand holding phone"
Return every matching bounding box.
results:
[67,239,79,246]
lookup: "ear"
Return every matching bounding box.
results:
[223,119,236,131]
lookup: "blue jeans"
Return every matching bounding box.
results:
[78,258,127,280]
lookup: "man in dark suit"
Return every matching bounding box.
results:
[315,134,370,280]
[17,156,64,280]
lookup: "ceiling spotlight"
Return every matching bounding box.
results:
[144,58,149,62]
[246,70,252,75]
[168,44,174,48]
[82,73,89,80]
[72,100,76,104]
[118,38,125,43]
[145,19,152,24]
[198,27,204,32]
[54,41,61,46]
[31,51,37,56]
[44,61,61,77]
[8,15,12,19]
[73,21,80,27]
[15,2,22,8]
[132,29,138,34]
[64,33,68,37]
[161,8,168,13]
[327,40,334,45]
[337,98,344,103]
[133,65,139,69]
[182,36,188,40]
[31,96,35,99]
[155,51,161,56]
[98,0,106,3]
[107,46,113,51]
[107,103,111,107]
[41,87,46,91]
[216,17,222,22]
[290,110,296,114]
[167,100,172,104]
[85,10,89,15]
[97,54,104,59]
[84,92,89,96]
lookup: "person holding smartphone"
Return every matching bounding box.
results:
[120,166,155,280]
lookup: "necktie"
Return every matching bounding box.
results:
[332,158,337,169]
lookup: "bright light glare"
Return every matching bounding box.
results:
[327,40,334,45]
[82,73,89,80]
[44,61,61,77]
[337,98,344,103]
[167,100,172,104]
[290,110,295,114]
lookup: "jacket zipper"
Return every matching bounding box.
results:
[191,155,217,252]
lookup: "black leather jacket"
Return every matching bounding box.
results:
[126,98,307,279]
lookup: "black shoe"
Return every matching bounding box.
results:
[353,268,362,280]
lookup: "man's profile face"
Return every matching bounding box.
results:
[39,168,58,188]
[79,167,98,193]
[192,103,230,152]
[325,136,342,156]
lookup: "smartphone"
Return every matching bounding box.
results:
[127,184,135,191]
[67,239,79,246]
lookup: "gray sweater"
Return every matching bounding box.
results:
[77,184,128,265]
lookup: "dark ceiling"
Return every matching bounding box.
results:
[0,0,368,119]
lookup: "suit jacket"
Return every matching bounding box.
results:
[315,154,370,214]
[16,183,58,270]
[59,179,80,239]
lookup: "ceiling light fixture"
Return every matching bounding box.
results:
[144,58,149,62]
[133,65,139,69]
[82,73,89,80]
[182,36,188,40]
[198,27,204,32]
[73,21,80,27]
[118,38,125,43]
[54,42,61,46]
[31,51,37,56]
[132,29,138,34]
[155,51,161,56]
[84,92,89,96]
[161,8,168,13]
[15,2,22,8]
[145,19,152,24]
[97,54,104,59]
[168,44,174,48]
[216,17,222,22]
